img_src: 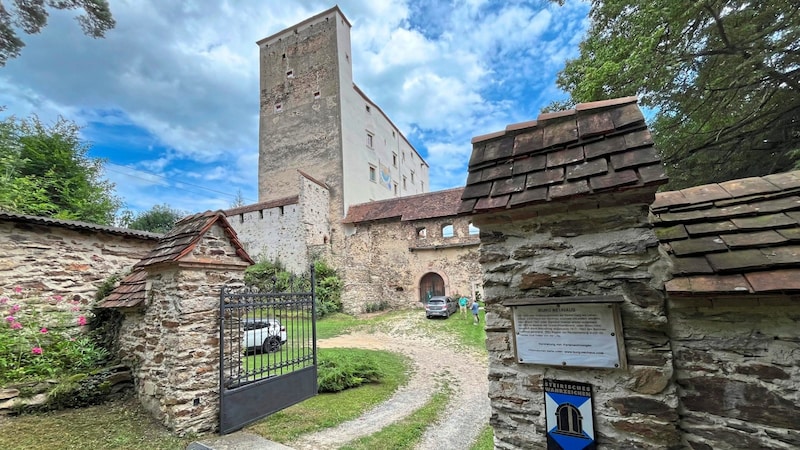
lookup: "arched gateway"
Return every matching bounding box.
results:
[419,272,445,302]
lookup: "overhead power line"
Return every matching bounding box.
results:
[103,162,258,204]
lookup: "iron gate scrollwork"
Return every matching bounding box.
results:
[219,267,317,434]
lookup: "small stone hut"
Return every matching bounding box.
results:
[460,96,800,449]
[99,210,254,435]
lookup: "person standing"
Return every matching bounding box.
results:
[471,299,480,325]
[459,296,468,319]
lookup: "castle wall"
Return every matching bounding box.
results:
[342,215,482,313]
[227,200,306,272]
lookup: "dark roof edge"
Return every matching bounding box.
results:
[0,211,162,240]
[297,170,329,189]
[256,6,350,46]
[224,196,300,216]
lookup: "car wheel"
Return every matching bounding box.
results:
[262,336,281,353]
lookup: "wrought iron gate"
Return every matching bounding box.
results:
[219,269,317,434]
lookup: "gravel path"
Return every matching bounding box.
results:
[290,314,490,450]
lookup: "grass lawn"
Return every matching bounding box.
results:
[0,308,488,449]
[246,348,409,443]
[0,397,193,450]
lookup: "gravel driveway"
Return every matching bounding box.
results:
[290,314,491,450]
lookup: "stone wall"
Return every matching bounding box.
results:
[0,217,157,315]
[118,223,249,435]
[478,202,680,449]
[669,296,800,449]
[343,215,482,313]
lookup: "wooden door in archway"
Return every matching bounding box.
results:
[419,272,445,302]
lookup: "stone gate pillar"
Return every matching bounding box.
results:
[459,98,679,449]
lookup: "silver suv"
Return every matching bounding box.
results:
[242,318,287,353]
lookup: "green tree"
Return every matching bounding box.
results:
[0,115,121,224]
[121,204,186,233]
[550,0,800,188]
[0,0,115,66]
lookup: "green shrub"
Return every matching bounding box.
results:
[317,348,385,393]
[365,301,389,313]
[244,259,343,319]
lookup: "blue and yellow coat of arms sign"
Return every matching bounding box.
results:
[543,379,596,450]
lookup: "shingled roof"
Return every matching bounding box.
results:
[343,187,466,224]
[98,211,254,308]
[651,171,800,295]
[459,97,668,214]
[135,210,253,268]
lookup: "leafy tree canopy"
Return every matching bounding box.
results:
[550,0,800,189]
[0,115,121,224]
[0,0,115,66]
[119,204,186,234]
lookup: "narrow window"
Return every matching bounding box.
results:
[286,70,294,78]
[274,103,282,113]
[442,224,454,238]
[392,130,396,138]
[369,165,377,182]
[393,153,398,167]
[421,181,424,191]
[403,176,407,190]
[366,132,374,148]
[394,182,398,195]
[469,222,479,235]
[314,91,320,99]
[365,104,371,113]
[411,171,415,184]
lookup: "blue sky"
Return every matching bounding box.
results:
[0,0,590,216]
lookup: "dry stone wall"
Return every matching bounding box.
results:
[479,203,681,449]
[669,296,800,449]
[0,219,156,315]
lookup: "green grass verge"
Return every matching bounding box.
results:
[470,424,494,450]
[417,309,487,353]
[0,397,192,450]
[339,384,452,450]
[246,348,409,443]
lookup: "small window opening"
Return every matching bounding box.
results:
[403,176,407,190]
[282,53,286,59]
[392,153,397,167]
[314,91,320,99]
[417,227,427,238]
[442,224,454,238]
[365,104,371,112]
[394,182,398,195]
[279,206,284,215]
[274,103,282,112]
[286,70,294,78]
[366,132,374,148]
[369,165,377,182]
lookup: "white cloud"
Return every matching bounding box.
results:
[0,0,590,215]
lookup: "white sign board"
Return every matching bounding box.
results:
[512,303,624,369]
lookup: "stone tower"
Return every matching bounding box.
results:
[256,5,428,226]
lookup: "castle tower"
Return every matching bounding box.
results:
[256,6,429,226]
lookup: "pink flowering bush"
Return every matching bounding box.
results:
[0,287,109,385]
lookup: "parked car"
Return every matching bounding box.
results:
[242,318,287,353]
[425,296,458,319]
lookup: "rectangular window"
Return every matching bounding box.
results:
[394,182,398,195]
[392,153,397,167]
[369,165,377,182]
[403,176,407,190]
[411,171,415,184]
[366,132,374,148]
[365,104,371,112]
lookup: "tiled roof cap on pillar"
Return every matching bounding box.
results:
[458,97,668,216]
